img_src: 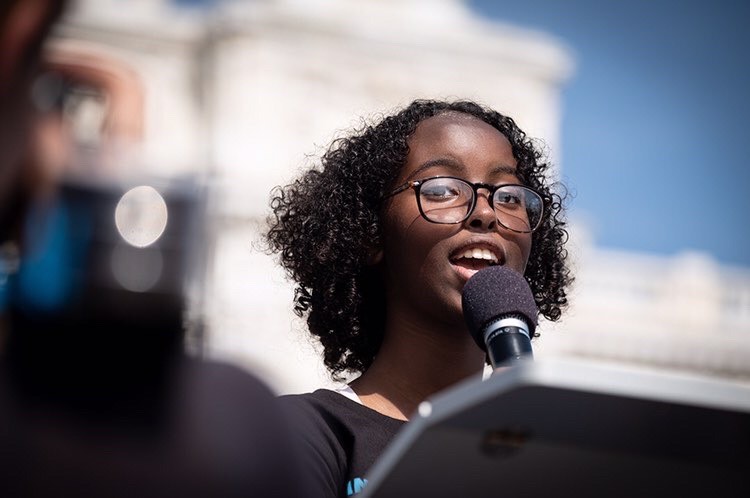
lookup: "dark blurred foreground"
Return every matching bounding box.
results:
[0,1,308,496]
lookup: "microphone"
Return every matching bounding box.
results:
[462,266,538,368]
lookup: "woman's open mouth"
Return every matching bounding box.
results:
[449,246,501,280]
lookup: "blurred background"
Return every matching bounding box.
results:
[40,0,750,393]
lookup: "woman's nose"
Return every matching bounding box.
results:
[466,192,496,231]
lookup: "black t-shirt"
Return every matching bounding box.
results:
[280,389,406,497]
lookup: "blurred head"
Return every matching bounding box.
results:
[1,0,188,381]
[0,0,66,240]
[267,99,572,379]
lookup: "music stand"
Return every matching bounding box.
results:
[361,359,750,498]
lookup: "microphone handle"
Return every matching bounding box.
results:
[484,317,534,368]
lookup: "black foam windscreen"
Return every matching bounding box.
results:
[462,266,538,351]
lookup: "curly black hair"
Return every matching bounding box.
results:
[266,99,572,378]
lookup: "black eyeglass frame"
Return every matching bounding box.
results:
[383,176,545,233]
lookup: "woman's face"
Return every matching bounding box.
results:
[379,112,533,330]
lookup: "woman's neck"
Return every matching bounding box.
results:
[349,315,485,421]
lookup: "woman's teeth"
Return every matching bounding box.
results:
[456,248,498,265]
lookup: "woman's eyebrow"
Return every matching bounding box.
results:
[407,157,464,180]
[407,160,519,180]
[490,164,519,177]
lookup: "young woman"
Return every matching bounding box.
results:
[266,99,571,497]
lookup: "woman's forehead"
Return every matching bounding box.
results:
[409,113,511,153]
[403,112,516,179]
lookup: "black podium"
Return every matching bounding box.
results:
[361,360,750,497]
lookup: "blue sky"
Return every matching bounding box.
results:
[469,0,750,268]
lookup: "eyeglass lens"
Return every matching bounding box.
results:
[418,177,542,232]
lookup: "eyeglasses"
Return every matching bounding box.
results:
[384,176,544,233]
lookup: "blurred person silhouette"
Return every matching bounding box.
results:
[0,1,308,496]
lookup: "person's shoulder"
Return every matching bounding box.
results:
[172,357,295,454]
[279,389,351,428]
[172,357,310,496]
[280,388,348,410]
[281,388,405,442]
[279,390,355,497]
[281,389,405,497]
[280,388,386,425]
[180,357,275,401]
[174,356,289,435]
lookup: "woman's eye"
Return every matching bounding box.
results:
[496,192,522,205]
[422,185,460,199]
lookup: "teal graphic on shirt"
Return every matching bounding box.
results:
[346,477,368,496]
